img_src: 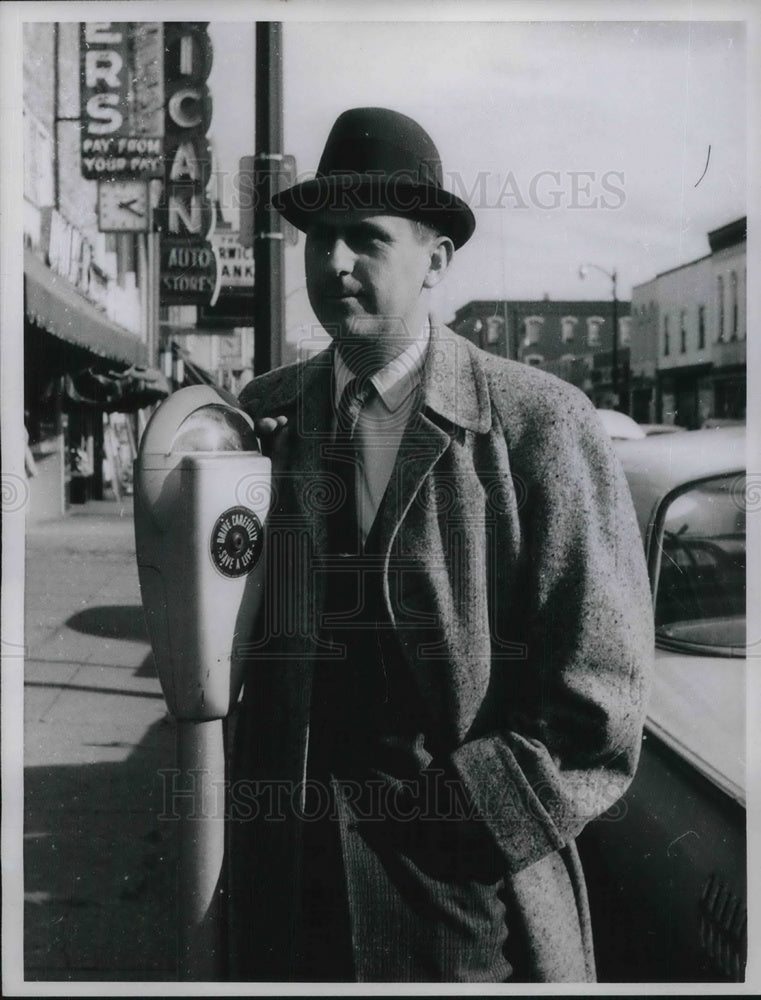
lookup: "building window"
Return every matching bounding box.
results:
[664,315,670,356]
[523,316,544,347]
[717,275,725,342]
[23,107,54,209]
[586,316,605,348]
[731,271,738,339]
[698,305,706,349]
[679,309,687,354]
[560,316,578,343]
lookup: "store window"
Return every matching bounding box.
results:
[664,315,670,357]
[717,275,725,342]
[680,310,687,354]
[23,107,54,209]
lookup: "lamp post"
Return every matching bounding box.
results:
[579,263,618,409]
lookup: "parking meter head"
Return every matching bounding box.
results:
[133,387,271,720]
[171,404,259,453]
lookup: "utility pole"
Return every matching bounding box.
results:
[147,193,161,370]
[579,263,619,410]
[610,267,619,406]
[253,22,284,375]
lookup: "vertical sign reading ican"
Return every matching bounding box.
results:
[160,23,217,304]
[80,23,164,179]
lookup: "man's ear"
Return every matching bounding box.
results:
[423,236,455,289]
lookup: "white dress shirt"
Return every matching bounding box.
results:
[333,327,429,543]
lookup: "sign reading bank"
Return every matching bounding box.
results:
[213,233,254,290]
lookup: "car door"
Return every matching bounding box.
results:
[577,470,747,983]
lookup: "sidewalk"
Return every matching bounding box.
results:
[23,497,179,981]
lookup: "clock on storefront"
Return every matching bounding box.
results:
[97,180,150,232]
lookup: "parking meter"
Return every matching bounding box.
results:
[134,384,271,719]
[133,385,271,980]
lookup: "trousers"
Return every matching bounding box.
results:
[295,539,511,983]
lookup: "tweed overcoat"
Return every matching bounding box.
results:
[229,323,654,982]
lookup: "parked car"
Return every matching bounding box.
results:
[701,417,745,430]
[639,422,687,436]
[595,408,646,440]
[578,426,747,983]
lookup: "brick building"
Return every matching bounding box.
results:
[451,298,632,409]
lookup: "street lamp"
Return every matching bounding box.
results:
[579,262,619,409]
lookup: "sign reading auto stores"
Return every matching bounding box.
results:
[160,242,217,298]
[159,22,217,305]
[79,23,164,179]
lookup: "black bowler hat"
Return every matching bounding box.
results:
[272,107,476,249]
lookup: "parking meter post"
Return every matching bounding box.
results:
[176,719,226,981]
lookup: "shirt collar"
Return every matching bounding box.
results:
[334,323,430,413]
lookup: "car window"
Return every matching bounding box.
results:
[654,474,745,655]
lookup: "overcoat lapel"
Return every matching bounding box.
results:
[370,405,450,561]
[241,349,335,804]
[263,347,335,656]
[285,345,335,567]
[368,325,494,739]
[373,321,492,568]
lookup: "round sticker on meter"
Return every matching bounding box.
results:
[210,506,263,578]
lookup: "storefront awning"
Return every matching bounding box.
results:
[24,248,148,366]
[62,363,170,413]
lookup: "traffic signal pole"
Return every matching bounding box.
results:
[253,22,284,375]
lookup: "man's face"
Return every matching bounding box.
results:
[304,211,439,357]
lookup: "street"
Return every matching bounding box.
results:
[24,498,178,981]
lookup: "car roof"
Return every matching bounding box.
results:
[595,408,646,439]
[615,426,746,540]
[639,423,686,434]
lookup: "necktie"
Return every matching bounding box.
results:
[327,376,374,556]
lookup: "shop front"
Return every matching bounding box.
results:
[657,363,713,430]
[712,366,746,423]
[24,248,167,520]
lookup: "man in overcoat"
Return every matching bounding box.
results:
[229,107,653,983]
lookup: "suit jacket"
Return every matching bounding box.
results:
[229,323,654,982]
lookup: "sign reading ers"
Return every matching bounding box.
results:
[80,23,164,180]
